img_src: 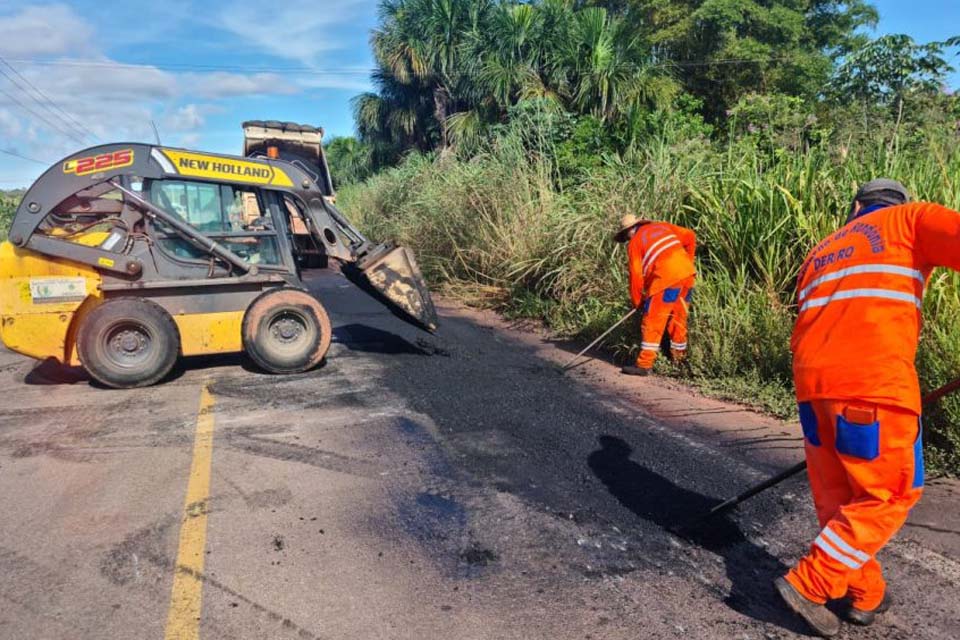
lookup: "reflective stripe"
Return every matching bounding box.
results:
[642,236,675,267]
[821,526,871,564]
[642,236,681,275]
[799,264,924,303]
[670,342,687,350]
[640,342,660,351]
[813,534,863,570]
[800,288,922,313]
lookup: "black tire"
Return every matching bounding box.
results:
[242,288,332,374]
[77,298,180,389]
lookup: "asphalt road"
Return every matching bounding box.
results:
[1,269,958,639]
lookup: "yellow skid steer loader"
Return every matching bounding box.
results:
[0,137,436,388]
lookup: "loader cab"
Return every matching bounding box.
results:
[140,177,294,273]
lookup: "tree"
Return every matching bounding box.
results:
[829,34,960,133]
[324,137,375,188]
[593,0,879,121]
[356,0,493,158]
[357,0,677,160]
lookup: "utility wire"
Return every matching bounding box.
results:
[0,55,98,142]
[0,85,87,146]
[4,58,373,76]
[0,147,52,165]
[3,54,806,76]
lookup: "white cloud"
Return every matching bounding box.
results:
[177,132,201,148]
[0,4,94,57]
[184,72,300,99]
[215,0,370,65]
[164,104,205,131]
[0,1,376,185]
[38,60,179,100]
[0,3,323,167]
[298,72,372,92]
[0,108,22,138]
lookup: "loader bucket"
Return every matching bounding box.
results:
[346,244,438,332]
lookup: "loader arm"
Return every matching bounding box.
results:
[302,198,437,332]
[242,120,438,332]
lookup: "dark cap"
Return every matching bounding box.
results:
[854,178,911,206]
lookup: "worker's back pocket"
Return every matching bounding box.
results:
[662,288,681,303]
[798,402,820,446]
[835,414,880,460]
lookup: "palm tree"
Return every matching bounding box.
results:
[367,0,492,151]
[356,0,676,163]
[557,7,674,122]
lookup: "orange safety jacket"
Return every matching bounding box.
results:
[792,202,960,415]
[627,222,697,307]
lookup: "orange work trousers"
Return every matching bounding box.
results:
[636,277,693,369]
[786,399,924,610]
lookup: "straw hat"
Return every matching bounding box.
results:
[614,214,646,243]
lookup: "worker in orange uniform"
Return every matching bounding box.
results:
[776,178,960,636]
[614,214,696,376]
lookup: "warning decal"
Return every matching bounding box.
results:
[29,277,88,304]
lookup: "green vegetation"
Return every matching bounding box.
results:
[337,0,960,472]
[0,190,22,242]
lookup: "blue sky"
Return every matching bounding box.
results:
[1,0,958,187]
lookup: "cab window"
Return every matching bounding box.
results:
[145,178,282,266]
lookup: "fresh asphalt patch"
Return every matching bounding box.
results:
[0,269,957,639]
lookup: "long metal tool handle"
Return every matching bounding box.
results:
[561,307,638,371]
[701,461,808,520]
[689,375,960,526]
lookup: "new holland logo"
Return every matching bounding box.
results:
[159,149,294,187]
[64,149,135,177]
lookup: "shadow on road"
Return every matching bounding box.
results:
[333,324,433,355]
[587,435,810,635]
[20,324,429,388]
[22,353,252,387]
[23,358,91,386]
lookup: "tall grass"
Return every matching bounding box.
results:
[340,123,960,472]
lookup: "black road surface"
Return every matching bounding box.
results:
[0,269,957,639]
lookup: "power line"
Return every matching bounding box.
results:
[0,147,51,165]
[5,58,374,76]
[0,55,98,142]
[0,84,87,146]
[0,68,90,144]
[3,54,807,76]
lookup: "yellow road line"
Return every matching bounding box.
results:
[164,384,216,640]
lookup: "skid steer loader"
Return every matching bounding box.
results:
[0,138,437,388]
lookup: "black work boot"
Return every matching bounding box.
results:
[774,577,840,637]
[843,592,892,626]
[621,366,652,376]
